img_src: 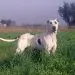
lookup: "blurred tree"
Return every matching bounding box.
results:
[70,3,75,25]
[0,19,16,27]
[1,20,6,25]
[58,2,75,27]
[6,19,11,27]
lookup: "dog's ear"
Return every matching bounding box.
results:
[47,20,49,24]
[55,18,59,22]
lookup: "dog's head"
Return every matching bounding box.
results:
[47,19,59,33]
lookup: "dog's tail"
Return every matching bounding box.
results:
[0,36,20,42]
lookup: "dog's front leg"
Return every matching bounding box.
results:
[52,44,57,53]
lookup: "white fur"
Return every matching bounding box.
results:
[0,19,59,54]
[16,19,59,54]
[0,38,17,42]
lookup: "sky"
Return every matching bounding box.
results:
[0,0,74,25]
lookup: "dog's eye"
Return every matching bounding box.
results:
[50,22,52,24]
[55,21,57,24]
[47,20,49,23]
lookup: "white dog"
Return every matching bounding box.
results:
[0,19,59,54]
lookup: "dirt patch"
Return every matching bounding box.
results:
[0,27,75,33]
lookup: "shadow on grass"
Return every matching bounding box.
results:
[31,48,43,63]
[0,47,46,69]
[0,56,13,69]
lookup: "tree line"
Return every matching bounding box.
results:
[0,2,75,27]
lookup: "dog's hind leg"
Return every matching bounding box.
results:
[16,44,27,54]
[16,38,29,54]
[16,48,21,53]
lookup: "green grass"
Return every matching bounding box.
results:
[0,31,75,75]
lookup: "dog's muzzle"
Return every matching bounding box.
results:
[52,26,56,32]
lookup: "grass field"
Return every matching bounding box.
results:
[0,30,75,75]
